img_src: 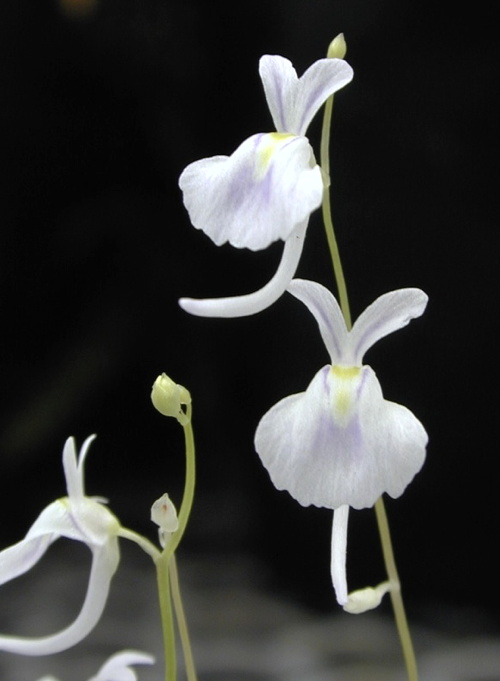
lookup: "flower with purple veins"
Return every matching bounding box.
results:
[178,46,353,318]
[254,279,428,606]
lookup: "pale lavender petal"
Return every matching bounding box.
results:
[179,221,306,317]
[285,58,354,136]
[0,534,54,586]
[331,506,349,605]
[90,650,155,681]
[350,288,428,364]
[258,55,299,132]
[179,133,322,251]
[287,278,349,364]
[254,365,427,510]
[259,56,354,135]
[0,541,119,655]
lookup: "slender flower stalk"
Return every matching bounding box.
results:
[319,35,351,328]
[155,549,177,681]
[176,35,424,681]
[375,498,418,681]
[169,555,198,681]
[151,374,197,681]
[171,403,195,555]
[319,37,419,681]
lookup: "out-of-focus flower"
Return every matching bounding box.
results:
[178,47,353,317]
[36,649,155,681]
[255,279,428,604]
[0,437,122,655]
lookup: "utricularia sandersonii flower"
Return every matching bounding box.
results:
[255,279,428,606]
[0,436,147,655]
[179,48,353,317]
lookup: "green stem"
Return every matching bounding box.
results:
[169,555,198,681]
[155,402,197,681]
[156,550,177,681]
[118,527,160,561]
[167,403,195,558]
[375,499,418,681]
[320,95,351,329]
[320,93,418,681]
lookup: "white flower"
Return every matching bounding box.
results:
[36,649,155,681]
[178,50,353,317]
[254,279,428,604]
[0,436,122,655]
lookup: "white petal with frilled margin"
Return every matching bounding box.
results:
[179,133,322,251]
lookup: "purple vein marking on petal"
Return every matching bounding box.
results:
[347,367,369,462]
[259,165,274,204]
[223,134,263,214]
[310,295,344,362]
[337,367,365,457]
[259,135,301,200]
[311,367,364,469]
[271,66,287,132]
[248,134,299,202]
[310,366,336,452]
[321,308,343,361]
[289,282,345,362]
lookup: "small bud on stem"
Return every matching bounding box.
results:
[151,373,191,425]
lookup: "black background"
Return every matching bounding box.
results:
[1,0,497,625]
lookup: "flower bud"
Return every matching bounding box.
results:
[327,33,347,59]
[151,493,179,548]
[151,373,191,425]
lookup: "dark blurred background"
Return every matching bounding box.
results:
[0,0,497,629]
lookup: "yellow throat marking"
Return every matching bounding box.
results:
[255,132,295,179]
[330,366,362,421]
